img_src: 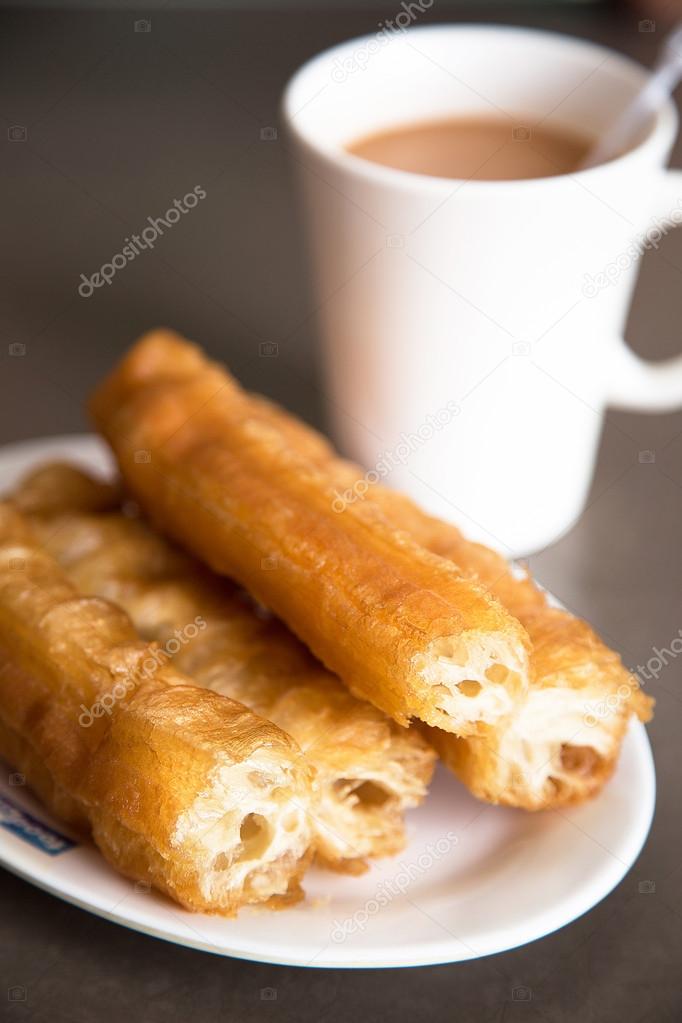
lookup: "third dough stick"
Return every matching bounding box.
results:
[90,330,530,737]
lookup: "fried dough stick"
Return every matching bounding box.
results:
[367,495,654,808]
[164,382,652,809]
[90,330,531,737]
[0,503,313,913]
[15,463,436,871]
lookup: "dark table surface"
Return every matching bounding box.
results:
[1,4,681,1022]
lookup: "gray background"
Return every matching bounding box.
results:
[1,4,681,1022]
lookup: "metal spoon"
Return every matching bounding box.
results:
[580,22,682,169]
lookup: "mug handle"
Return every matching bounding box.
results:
[606,168,682,412]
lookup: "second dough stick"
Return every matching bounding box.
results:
[15,463,436,872]
[90,330,531,737]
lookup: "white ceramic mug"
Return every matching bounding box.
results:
[283,25,682,557]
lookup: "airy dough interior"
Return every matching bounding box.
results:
[173,752,310,904]
[418,633,525,731]
[313,765,421,867]
[495,686,617,805]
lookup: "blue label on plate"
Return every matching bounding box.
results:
[0,795,76,855]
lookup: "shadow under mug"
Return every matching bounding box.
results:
[283,24,682,557]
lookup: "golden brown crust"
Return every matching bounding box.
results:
[11,462,122,517]
[0,716,89,832]
[90,330,530,737]
[0,504,313,913]
[16,464,436,870]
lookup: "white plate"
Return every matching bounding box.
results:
[0,435,656,968]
